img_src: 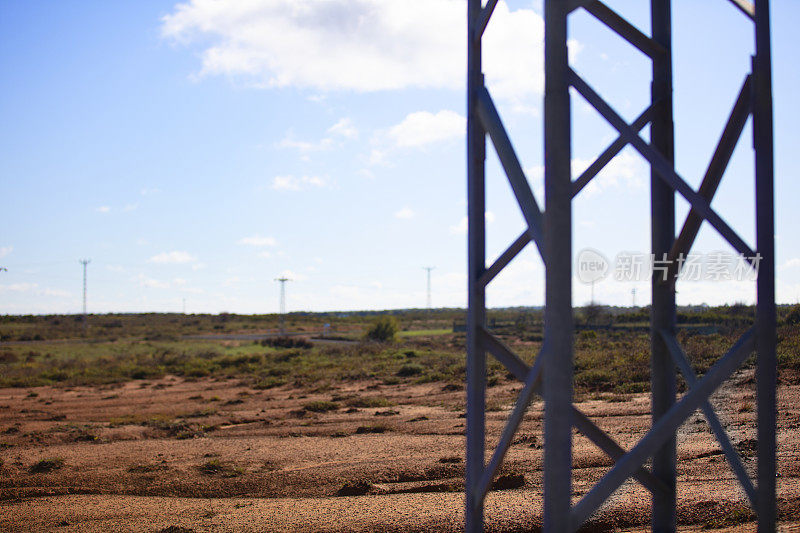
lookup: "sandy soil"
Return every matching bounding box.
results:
[1,372,798,532]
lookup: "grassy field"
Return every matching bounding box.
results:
[1,304,799,392]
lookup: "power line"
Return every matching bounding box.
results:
[423,266,435,309]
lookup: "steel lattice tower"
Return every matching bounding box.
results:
[465,1,775,531]
[275,277,291,335]
[80,259,90,331]
[424,266,435,309]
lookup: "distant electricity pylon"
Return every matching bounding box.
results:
[423,266,435,309]
[79,259,90,330]
[274,277,291,334]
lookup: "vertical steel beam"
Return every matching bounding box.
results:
[466,1,487,531]
[753,1,776,530]
[543,1,573,530]
[650,1,677,531]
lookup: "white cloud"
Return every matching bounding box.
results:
[95,206,111,214]
[41,288,71,298]
[524,150,646,201]
[223,276,241,287]
[781,258,800,269]
[123,203,139,212]
[0,246,12,258]
[367,149,386,166]
[482,2,544,103]
[238,235,277,247]
[388,110,464,148]
[136,274,170,289]
[259,251,272,259]
[271,175,328,191]
[181,287,205,294]
[278,269,306,281]
[0,282,71,298]
[162,0,566,104]
[394,207,416,219]
[0,282,38,293]
[277,134,332,153]
[579,151,646,197]
[148,251,197,264]
[278,118,357,156]
[450,211,495,235]
[173,277,188,286]
[327,117,358,139]
[140,187,161,196]
[162,0,463,92]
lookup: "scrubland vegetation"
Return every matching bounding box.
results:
[1,304,798,392]
[2,305,799,531]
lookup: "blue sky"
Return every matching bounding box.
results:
[1,0,798,315]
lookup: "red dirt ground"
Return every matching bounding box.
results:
[1,371,798,532]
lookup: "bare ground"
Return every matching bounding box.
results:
[1,371,799,532]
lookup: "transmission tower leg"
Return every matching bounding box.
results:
[542,1,573,530]
[465,0,486,531]
[650,1,677,531]
[754,1,776,530]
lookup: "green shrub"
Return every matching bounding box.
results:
[303,400,339,412]
[785,305,800,326]
[29,457,65,473]
[197,459,243,477]
[261,336,313,349]
[253,377,286,389]
[365,316,398,342]
[397,364,424,377]
[355,424,387,434]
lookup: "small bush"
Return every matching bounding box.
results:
[492,473,525,490]
[197,459,243,477]
[786,305,800,326]
[337,480,372,496]
[253,377,286,389]
[355,424,387,434]
[365,316,398,342]
[702,505,755,529]
[260,336,313,349]
[303,400,339,412]
[29,457,65,473]
[397,364,424,377]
